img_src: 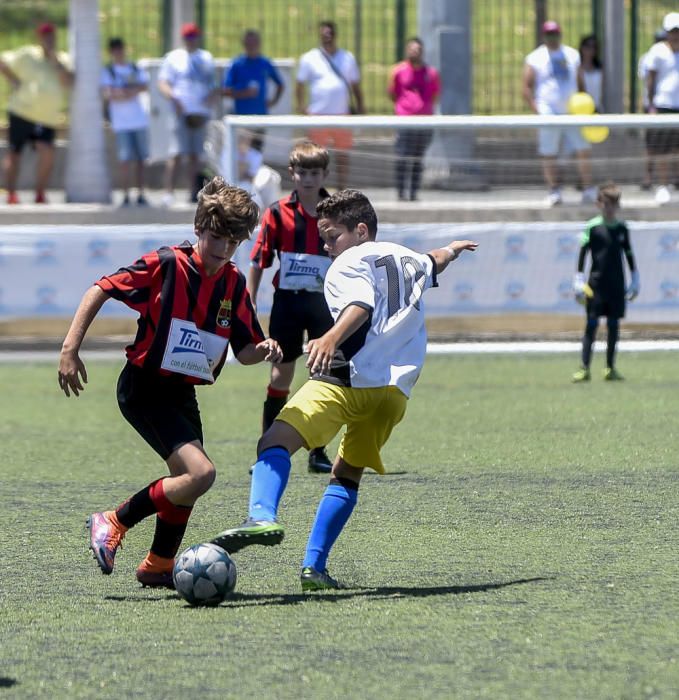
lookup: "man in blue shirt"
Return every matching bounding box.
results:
[223,30,284,115]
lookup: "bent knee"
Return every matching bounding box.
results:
[191,461,216,494]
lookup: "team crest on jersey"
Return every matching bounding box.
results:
[216,299,232,328]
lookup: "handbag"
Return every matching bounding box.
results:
[319,49,358,115]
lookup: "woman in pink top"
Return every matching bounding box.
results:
[388,37,441,200]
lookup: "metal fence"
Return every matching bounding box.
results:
[0,0,674,122]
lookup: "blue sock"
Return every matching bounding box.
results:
[302,482,358,571]
[248,447,291,521]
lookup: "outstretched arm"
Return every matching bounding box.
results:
[236,338,283,365]
[428,240,478,275]
[58,285,109,397]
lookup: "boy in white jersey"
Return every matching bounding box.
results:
[211,189,477,590]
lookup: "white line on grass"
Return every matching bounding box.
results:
[1,340,677,363]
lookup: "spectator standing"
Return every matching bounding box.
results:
[646,12,679,205]
[158,22,218,206]
[296,20,364,189]
[522,20,596,206]
[578,34,603,112]
[638,29,666,190]
[223,30,284,117]
[100,38,150,207]
[0,23,73,204]
[388,37,440,201]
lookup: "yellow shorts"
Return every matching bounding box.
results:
[277,381,408,474]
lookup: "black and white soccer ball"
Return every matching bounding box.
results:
[173,543,237,606]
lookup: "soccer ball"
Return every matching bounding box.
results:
[173,543,237,606]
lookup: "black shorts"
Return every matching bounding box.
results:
[646,108,679,155]
[116,363,203,460]
[268,288,334,363]
[8,112,56,153]
[586,295,625,320]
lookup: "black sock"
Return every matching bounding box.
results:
[606,318,619,368]
[150,508,192,559]
[115,479,161,529]
[263,393,287,432]
[582,317,598,368]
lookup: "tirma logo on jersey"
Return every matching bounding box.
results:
[286,260,322,278]
[172,327,205,354]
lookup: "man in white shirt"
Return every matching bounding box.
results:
[638,29,666,190]
[296,21,365,189]
[100,38,150,206]
[646,12,679,205]
[522,20,595,206]
[211,189,477,591]
[158,23,218,205]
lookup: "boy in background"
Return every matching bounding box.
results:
[247,140,334,473]
[100,37,150,206]
[58,177,281,589]
[212,189,477,590]
[572,183,639,382]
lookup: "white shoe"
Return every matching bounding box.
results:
[161,192,175,208]
[581,186,598,204]
[655,185,671,205]
[546,188,562,206]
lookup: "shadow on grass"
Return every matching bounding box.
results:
[0,678,18,688]
[222,576,551,607]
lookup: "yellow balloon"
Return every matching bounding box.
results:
[581,125,610,143]
[568,91,596,115]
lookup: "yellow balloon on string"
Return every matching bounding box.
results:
[567,91,596,115]
[581,125,610,143]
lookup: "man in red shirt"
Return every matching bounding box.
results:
[388,37,440,201]
[58,177,282,589]
[248,140,334,473]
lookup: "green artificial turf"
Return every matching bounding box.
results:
[1,352,678,698]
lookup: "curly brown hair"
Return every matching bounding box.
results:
[194,176,259,241]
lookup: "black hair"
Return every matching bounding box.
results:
[320,20,337,34]
[579,34,602,69]
[316,189,378,238]
[108,37,124,50]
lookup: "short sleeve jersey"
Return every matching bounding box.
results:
[525,44,580,114]
[95,241,264,384]
[223,54,283,115]
[99,63,150,132]
[646,41,679,109]
[388,62,440,116]
[317,241,438,397]
[250,189,331,291]
[158,48,215,116]
[580,216,633,298]
[0,45,72,126]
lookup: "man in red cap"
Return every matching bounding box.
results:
[0,22,74,204]
[158,22,218,206]
[522,20,595,206]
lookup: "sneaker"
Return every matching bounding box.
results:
[572,367,591,383]
[603,367,624,381]
[35,190,47,204]
[581,186,598,204]
[161,192,175,208]
[546,188,562,207]
[137,193,149,206]
[7,191,19,205]
[86,511,126,575]
[300,566,343,591]
[136,554,175,589]
[210,518,284,553]
[308,447,333,474]
[655,185,671,205]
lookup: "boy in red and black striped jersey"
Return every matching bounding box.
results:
[58,177,282,589]
[248,140,335,473]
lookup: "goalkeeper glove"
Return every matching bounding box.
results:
[573,272,592,305]
[626,270,640,301]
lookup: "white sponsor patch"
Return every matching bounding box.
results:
[278,252,331,292]
[161,318,228,382]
